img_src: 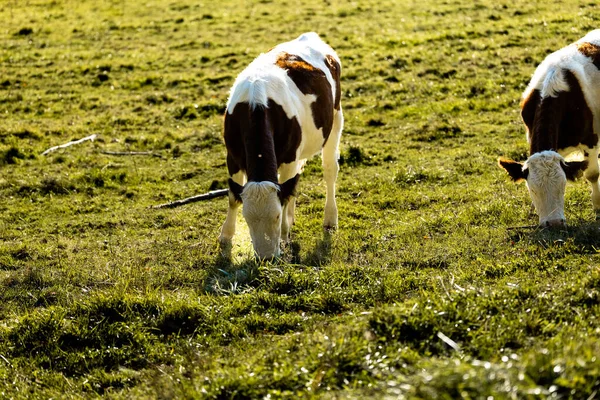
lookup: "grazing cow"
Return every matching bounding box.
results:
[218,32,343,259]
[498,30,600,227]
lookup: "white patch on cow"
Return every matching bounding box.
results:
[579,29,600,46]
[523,151,568,226]
[558,146,586,160]
[222,33,342,258]
[240,181,282,259]
[523,30,600,144]
[227,32,341,161]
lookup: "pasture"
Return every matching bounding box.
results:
[1,0,600,398]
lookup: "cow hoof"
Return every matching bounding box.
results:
[323,224,338,232]
[218,238,233,258]
[219,236,232,246]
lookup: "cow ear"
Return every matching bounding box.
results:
[561,160,588,181]
[498,158,527,183]
[228,178,244,203]
[278,174,300,204]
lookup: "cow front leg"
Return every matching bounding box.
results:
[279,162,301,242]
[322,109,343,230]
[283,196,296,240]
[218,171,245,254]
[584,149,600,218]
[219,193,241,247]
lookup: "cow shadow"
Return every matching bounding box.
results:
[217,229,335,267]
[288,229,334,266]
[208,230,334,294]
[509,220,600,253]
[207,252,261,295]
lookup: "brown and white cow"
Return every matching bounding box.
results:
[499,30,600,227]
[218,32,343,259]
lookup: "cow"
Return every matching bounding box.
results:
[218,32,343,259]
[498,30,600,227]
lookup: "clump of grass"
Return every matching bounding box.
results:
[411,122,464,142]
[2,0,600,398]
[145,92,174,104]
[339,145,377,167]
[194,132,222,150]
[7,298,161,376]
[79,169,127,189]
[393,166,444,187]
[173,105,198,120]
[1,146,32,165]
[15,27,33,36]
[15,177,75,196]
[10,129,41,141]
[196,101,226,117]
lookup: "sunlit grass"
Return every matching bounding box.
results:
[1,0,600,398]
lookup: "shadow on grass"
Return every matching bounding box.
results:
[509,220,600,253]
[207,229,335,295]
[290,229,334,267]
[205,257,259,295]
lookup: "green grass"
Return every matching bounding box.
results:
[2,0,600,398]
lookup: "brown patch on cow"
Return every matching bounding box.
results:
[520,89,541,135]
[275,52,318,73]
[527,70,597,154]
[267,99,303,168]
[224,100,302,183]
[325,54,341,110]
[577,42,600,69]
[275,52,334,142]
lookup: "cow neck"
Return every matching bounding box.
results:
[529,94,562,155]
[244,104,279,184]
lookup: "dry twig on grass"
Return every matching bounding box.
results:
[100,150,163,158]
[151,189,229,209]
[41,134,97,156]
[506,225,538,230]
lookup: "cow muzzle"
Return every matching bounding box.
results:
[541,218,567,228]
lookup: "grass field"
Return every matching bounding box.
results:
[2,0,600,398]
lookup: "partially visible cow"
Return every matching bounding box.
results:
[499,30,600,227]
[218,32,343,259]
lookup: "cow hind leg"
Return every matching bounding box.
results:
[322,109,343,230]
[584,149,600,218]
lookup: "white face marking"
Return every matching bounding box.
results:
[241,182,282,259]
[524,151,567,227]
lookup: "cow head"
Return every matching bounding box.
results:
[498,150,587,227]
[229,176,299,259]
